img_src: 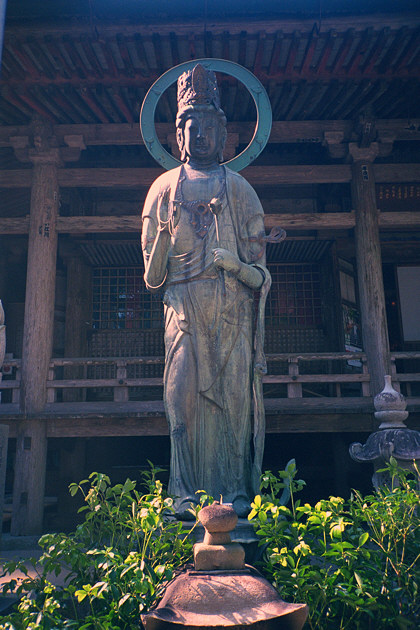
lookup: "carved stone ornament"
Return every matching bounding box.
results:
[349,375,420,489]
[141,503,308,630]
[374,374,408,428]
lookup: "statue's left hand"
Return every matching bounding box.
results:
[212,248,241,274]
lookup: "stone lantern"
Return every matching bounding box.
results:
[349,375,420,488]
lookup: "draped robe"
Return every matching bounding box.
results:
[142,165,269,512]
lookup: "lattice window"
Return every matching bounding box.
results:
[92,264,322,332]
[92,267,163,330]
[265,263,322,329]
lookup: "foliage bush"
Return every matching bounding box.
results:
[0,467,194,629]
[1,460,419,629]
[248,458,420,630]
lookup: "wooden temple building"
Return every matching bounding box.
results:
[0,0,419,534]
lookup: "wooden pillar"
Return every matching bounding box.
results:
[11,121,61,535]
[0,300,8,544]
[350,142,390,396]
[0,245,7,301]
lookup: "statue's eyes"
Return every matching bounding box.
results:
[186,120,198,132]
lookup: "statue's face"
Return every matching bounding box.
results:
[182,110,223,166]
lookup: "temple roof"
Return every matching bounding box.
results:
[1,1,419,125]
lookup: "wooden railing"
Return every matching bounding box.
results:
[0,357,21,404]
[1,352,420,407]
[390,352,420,396]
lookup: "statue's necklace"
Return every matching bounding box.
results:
[174,166,226,239]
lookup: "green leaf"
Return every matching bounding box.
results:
[69,484,79,497]
[354,572,364,590]
[75,590,87,602]
[358,531,369,547]
[118,593,131,608]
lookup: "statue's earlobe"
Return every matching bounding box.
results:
[176,128,186,162]
[218,126,227,163]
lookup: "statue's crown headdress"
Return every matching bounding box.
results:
[177,64,221,113]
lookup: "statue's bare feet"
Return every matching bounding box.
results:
[232,497,251,518]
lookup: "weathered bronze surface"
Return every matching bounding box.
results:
[142,64,271,519]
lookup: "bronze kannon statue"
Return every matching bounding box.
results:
[142,64,271,519]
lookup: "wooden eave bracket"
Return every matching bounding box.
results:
[348,142,379,163]
[59,134,87,162]
[9,135,30,162]
[63,134,86,150]
[9,133,86,163]
[376,131,396,158]
[323,131,347,159]
[324,130,395,161]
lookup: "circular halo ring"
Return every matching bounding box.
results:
[140,58,272,172]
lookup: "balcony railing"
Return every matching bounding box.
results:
[1,352,420,408]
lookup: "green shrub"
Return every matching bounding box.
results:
[0,468,194,629]
[249,458,420,630]
[1,461,419,629]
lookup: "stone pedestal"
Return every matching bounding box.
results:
[180,517,261,565]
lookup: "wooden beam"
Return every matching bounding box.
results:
[373,163,420,183]
[0,217,30,233]
[378,212,420,229]
[3,212,420,235]
[0,165,350,188]
[55,212,358,233]
[0,170,32,186]
[4,15,419,41]
[1,402,420,437]
[2,163,420,190]
[1,120,419,148]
